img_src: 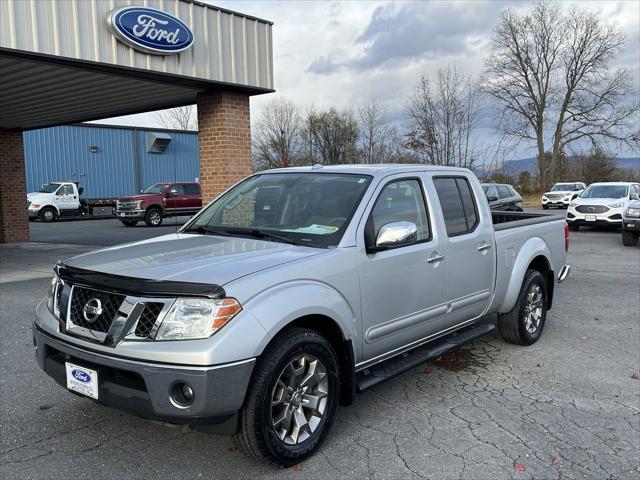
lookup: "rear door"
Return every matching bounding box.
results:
[357,176,448,361]
[431,174,496,329]
[182,184,202,211]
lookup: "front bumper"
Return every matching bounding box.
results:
[33,324,254,434]
[114,209,146,220]
[542,196,571,207]
[622,217,640,231]
[28,208,40,218]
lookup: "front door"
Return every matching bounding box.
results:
[55,184,78,214]
[357,176,448,363]
[431,175,496,329]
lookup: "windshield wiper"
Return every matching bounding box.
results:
[226,228,302,246]
[183,225,233,237]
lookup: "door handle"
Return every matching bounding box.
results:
[477,242,492,252]
[427,253,445,264]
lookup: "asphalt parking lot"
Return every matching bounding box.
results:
[1,214,639,479]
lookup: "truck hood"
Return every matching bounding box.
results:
[118,194,160,202]
[64,234,325,286]
[27,192,54,202]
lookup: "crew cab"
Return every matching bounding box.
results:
[566,182,640,230]
[34,165,571,466]
[542,182,587,209]
[115,182,202,227]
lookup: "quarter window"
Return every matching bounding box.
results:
[183,184,200,195]
[434,177,479,236]
[369,179,430,244]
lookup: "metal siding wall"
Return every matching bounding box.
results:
[23,126,199,198]
[1,0,274,91]
[138,131,200,188]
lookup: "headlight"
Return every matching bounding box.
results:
[154,298,241,340]
[46,274,61,316]
[563,197,571,201]
[625,207,640,217]
[32,202,40,209]
[135,200,143,209]
[608,202,624,208]
[542,196,548,200]
[569,202,577,207]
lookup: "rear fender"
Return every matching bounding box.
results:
[497,237,552,313]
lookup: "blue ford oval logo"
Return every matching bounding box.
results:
[72,369,91,383]
[108,6,194,55]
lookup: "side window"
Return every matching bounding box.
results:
[434,177,479,236]
[369,179,430,243]
[170,185,184,195]
[183,184,199,195]
[497,186,511,199]
[485,186,498,200]
[57,185,72,196]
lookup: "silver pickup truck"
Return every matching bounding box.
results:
[34,165,570,466]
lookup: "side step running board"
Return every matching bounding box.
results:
[355,321,496,392]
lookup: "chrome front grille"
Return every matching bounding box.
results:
[546,193,563,200]
[116,201,138,210]
[576,205,609,214]
[61,284,172,343]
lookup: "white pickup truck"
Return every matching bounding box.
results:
[34,165,571,465]
[27,181,114,222]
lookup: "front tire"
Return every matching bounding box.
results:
[622,230,637,247]
[542,204,549,210]
[144,208,163,227]
[120,220,138,227]
[39,207,58,222]
[497,269,548,346]
[234,328,340,467]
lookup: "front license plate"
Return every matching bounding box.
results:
[585,215,596,222]
[65,362,99,399]
[118,212,126,217]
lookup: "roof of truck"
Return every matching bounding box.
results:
[262,164,472,176]
[588,181,638,186]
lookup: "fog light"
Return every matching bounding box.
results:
[182,384,194,401]
[170,382,195,408]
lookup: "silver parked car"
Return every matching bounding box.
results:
[481,183,524,211]
[34,165,570,465]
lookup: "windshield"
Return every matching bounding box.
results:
[143,183,169,194]
[551,183,577,191]
[39,182,62,193]
[580,185,628,199]
[185,173,372,248]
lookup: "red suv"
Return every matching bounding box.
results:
[115,182,202,227]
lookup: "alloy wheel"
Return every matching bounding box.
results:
[523,283,544,334]
[270,354,329,445]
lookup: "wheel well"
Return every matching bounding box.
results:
[280,315,355,406]
[528,255,554,310]
[146,204,163,214]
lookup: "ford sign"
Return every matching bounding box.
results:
[72,369,91,383]
[108,6,194,55]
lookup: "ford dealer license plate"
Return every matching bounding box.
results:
[585,215,596,222]
[65,362,99,399]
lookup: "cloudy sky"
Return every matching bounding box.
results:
[98,0,640,160]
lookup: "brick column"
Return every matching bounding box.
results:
[0,129,29,243]
[197,91,252,203]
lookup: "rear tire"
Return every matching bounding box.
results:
[144,208,163,227]
[622,230,637,247]
[120,220,138,227]
[497,269,547,346]
[39,207,58,222]
[234,328,340,467]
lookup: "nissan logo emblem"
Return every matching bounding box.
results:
[82,298,103,323]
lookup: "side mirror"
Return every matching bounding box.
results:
[487,195,498,202]
[167,189,178,197]
[373,221,417,251]
[631,193,639,200]
[78,187,84,195]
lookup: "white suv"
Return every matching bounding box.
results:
[566,182,640,231]
[542,182,587,209]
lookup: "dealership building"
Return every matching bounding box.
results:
[0,0,274,242]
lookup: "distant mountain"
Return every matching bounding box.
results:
[489,157,639,175]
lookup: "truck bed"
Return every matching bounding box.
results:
[491,211,564,230]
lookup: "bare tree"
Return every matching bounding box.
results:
[302,107,359,165]
[252,98,302,171]
[404,66,480,168]
[484,1,638,190]
[154,105,197,130]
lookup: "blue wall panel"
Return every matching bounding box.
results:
[23,125,199,199]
